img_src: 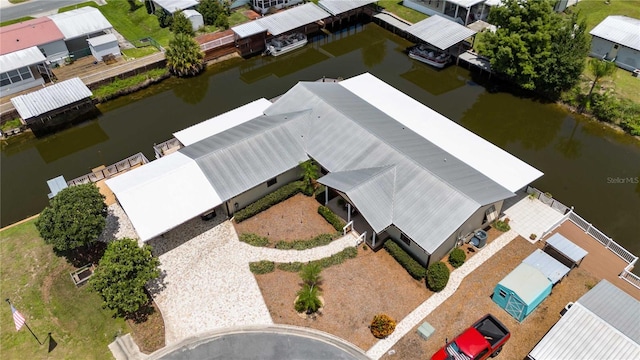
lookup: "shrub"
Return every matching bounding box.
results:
[426,262,450,292]
[275,233,337,250]
[300,263,322,287]
[249,261,275,274]
[276,247,358,272]
[383,240,426,280]
[448,248,466,268]
[494,220,511,232]
[370,314,396,339]
[318,206,345,231]
[234,181,303,222]
[239,233,270,247]
[295,284,322,314]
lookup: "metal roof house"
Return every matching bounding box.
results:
[48,7,115,60]
[403,0,494,26]
[493,263,553,322]
[528,280,640,360]
[589,15,640,72]
[106,73,542,266]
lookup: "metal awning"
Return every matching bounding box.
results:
[448,0,485,8]
[232,3,330,37]
[522,249,570,285]
[318,0,376,16]
[406,15,477,50]
[0,46,46,73]
[46,175,68,198]
[11,77,92,120]
[372,13,411,31]
[544,233,588,266]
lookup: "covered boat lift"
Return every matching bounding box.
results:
[406,15,477,52]
[10,77,93,132]
[232,3,330,56]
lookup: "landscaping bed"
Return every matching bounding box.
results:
[382,237,599,359]
[254,246,432,350]
[233,193,335,242]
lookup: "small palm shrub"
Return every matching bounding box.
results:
[494,219,511,232]
[426,262,450,292]
[300,263,322,286]
[370,314,396,339]
[295,284,322,314]
[448,248,466,268]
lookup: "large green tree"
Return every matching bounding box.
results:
[171,11,195,36]
[91,238,160,316]
[198,0,222,26]
[35,183,107,252]
[165,33,205,77]
[478,0,588,98]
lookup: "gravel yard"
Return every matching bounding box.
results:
[381,237,599,360]
[255,246,433,351]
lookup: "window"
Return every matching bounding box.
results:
[8,70,21,84]
[0,73,10,87]
[267,177,277,187]
[1,67,33,86]
[484,205,497,224]
[400,233,411,246]
[19,67,32,80]
[499,289,506,298]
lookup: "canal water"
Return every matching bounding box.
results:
[2,23,639,255]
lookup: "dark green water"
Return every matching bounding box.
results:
[2,23,639,255]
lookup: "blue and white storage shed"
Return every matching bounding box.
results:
[493,263,552,322]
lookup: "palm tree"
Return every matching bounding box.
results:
[300,263,322,287]
[165,33,204,77]
[294,284,322,314]
[299,159,319,195]
[587,58,616,99]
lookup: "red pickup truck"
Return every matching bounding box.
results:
[431,314,510,360]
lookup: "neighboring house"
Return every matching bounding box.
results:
[0,17,68,66]
[148,0,198,14]
[528,280,640,360]
[402,0,495,25]
[106,73,542,267]
[252,0,304,15]
[0,47,50,97]
[589,15,640,72]
[48,7,115,60]
[87,34,120,62]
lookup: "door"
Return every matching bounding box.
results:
[606,44,620,61]
[505,293,525,321]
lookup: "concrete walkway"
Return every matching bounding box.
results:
[144,215,360,345]
[365,230,518,360]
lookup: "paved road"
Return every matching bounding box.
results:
[0,0,89,22]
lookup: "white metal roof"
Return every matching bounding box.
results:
[233,3,330,37]
[522,249,570,285]
[105,152,222,241]
[174,98,272,146]
[406,15,477,50]
[498,263,551,305]
[528,302,640,360]
[48,7,112,40]
[340,73,543,192]
[87,33,118,47]
[545,233,588,264]
[11,78,92,120]
[0,46,46,73]
[153,0,198,13]
[232,21,268,38]
[317,0,376,16]
[182,9,201,18]
[590,15,640,51]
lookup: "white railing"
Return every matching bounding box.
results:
[531,185,640,290]
[200,35,235,51]
[343,221,353,235]
[67,152,149,186]
[356,232,366,246]
[153,137,183,158]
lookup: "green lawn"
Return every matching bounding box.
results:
[0,220,128,359]
[122,47,159,59]
[0,16,34,27]
[59,1,173,47]
[573,0,640,32]
[573,0,640,103]
[377,0,428,24]
[229,10,250,27]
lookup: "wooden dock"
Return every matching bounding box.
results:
[548,221,640,301]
